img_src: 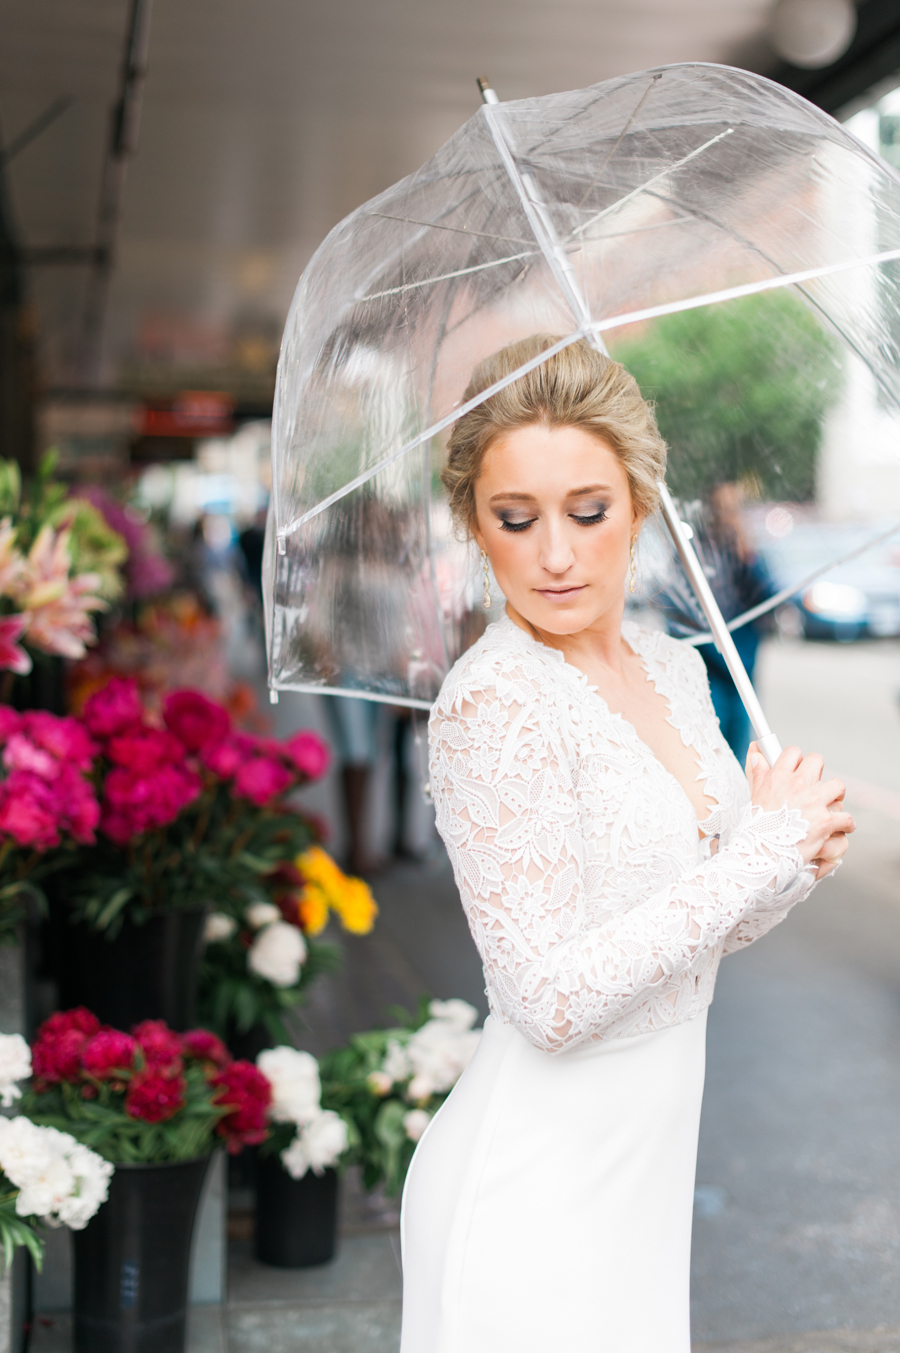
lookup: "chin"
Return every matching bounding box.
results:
[518,602,599,636]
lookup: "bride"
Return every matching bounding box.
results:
[399,334,852,1352]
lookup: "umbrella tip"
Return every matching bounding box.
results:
[477,76,499,105]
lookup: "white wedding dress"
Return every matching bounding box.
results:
[400,615,818,1353]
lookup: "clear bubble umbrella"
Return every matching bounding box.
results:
[265,62,900,762]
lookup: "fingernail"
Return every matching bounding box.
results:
[750,753,760,770]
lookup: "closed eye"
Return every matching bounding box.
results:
[571,508,608,526]
[499,517,536,533]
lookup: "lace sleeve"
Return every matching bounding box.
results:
[430,676,809,1054]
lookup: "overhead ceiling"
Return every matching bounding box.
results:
[0,0,805,399]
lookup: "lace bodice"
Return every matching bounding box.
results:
[429,615,817,1054]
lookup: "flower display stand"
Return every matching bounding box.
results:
[255,1158,339,1268]
[72,1156,211,1353]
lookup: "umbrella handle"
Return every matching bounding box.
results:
[656,481,783,769]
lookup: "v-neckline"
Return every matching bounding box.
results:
[500,614,722,837]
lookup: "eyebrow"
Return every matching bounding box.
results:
[488,483,613,503]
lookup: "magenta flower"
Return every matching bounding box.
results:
[101,761,201,842]
[82,1030,137,1079]
[0,771,60,849]
[3,733,57,781]
[20,711,96,770]
[180,1029,231,1069]
[285,731,330,780]
[82,678,144,739]
[106,727,185,773]
[163,690,230,752]
[234,756,293,806]
[125,1070,186,1123]
[0,614,31,675]
[201,732,257,778]
[131,1020,184,1073]
[0,708,20,744]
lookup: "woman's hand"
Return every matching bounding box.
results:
[746,742,854,880]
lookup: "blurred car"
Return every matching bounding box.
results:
[754,518,900,642]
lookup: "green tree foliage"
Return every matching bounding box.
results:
[611,290,841,502]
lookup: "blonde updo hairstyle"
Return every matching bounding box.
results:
[442,334,667,535]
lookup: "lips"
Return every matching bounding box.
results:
[536,585,585,601]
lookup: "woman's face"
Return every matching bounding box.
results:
[471,422,640,637]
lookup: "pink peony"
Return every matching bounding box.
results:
[19,712,96,771]
[131,1020,184,1073]
[201,733,257,779]
[284,731,330,780]
[32,1008,101,1084]
[180,1029,231,1070]
[83,678,144,739]
[102,762,201,841]
[211,1061,272,1153]
[57,766,101,844]
[0,614,31,676]
[0,770,62,849]
[125,1070,187,1123]
[163,690,230,753]
[82,1030,137,1079]
[106,727,185,773]
[234,756,292,806]
[3,733,57,780]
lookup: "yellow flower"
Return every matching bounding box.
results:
[295,846,378,936]
[332,877,378,935]
[297,883,329,937]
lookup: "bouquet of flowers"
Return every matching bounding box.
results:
[0,1032,113,1270]
[0,707,101,942]
[256,1046,352,1180]
[199,844,378,1042]
[319,999,481,1195]
[62,680,330,933]
[13,1009,272,1164]
[0,453,127,682]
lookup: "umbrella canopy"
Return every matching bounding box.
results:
[266,62,900,708]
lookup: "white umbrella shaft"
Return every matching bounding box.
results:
[656,481,782,767]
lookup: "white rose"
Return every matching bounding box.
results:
[428,999,478,1032]
[55,1143,113,1230]
[381,1039,412,1084]
[247,922,307,987]
[245,902,282,929]
[280,1133,311,1180]
[204,913,237,943]
[0,1033,31,1108]
[403,1109,431,1142]
[366,1071,393,1096]
[0,1119,111,1228]
[300,1111,349,1174]
[257,1047,321,1125]
[406,1019,480,1096]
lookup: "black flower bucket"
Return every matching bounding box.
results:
[255,1153,339,1268]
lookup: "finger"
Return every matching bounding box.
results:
[745,741,768,792]
[798,752,825,784]
[817,832,849,862]
[820,776,847,809]
[826,811,855,835]
[774,745,803,775]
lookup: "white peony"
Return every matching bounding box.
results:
[204,912,237,943]
[0,1117,112,1229]
[403,1109,431,1142]
[281,1110,349,1180]
[247,921,307,987]
[381,1039,412,1084]
[428,999,478,1031]
[245,902,282,930]
[405,1018,480,1100]
[0,1033,31,1107]
[257,1047,321,1125]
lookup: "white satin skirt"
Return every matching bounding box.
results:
[400,1009,708,1353]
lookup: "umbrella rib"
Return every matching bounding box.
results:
[363,211,534,247]
[574,73,664,210]
[571,128,734,239]
[275,247,900,546]
[685,519,900,645]
[357,250,539,303]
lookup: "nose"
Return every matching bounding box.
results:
[538,520,576,575]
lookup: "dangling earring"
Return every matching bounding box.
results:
[629,536,637,594]
[481,549,492,610]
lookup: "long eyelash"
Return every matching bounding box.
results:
[572,509,608,525]
[499,519,536,533]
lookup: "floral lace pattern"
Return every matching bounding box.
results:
[429,616,816,1054]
